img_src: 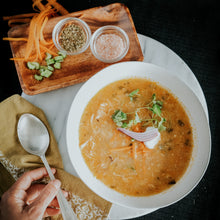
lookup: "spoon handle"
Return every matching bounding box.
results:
[41,155,78,220]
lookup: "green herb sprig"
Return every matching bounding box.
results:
[112,110,127,127]
[129,89,139,101]
[146,94,166,131]
[112,93,166,131]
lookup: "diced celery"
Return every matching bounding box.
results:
[58,51,67,58]
[27,62,35,70]
[34,74,43,81]
[39,66,47,74]
[54,62,61,69]
[47,65,54,71]
[45,52,52,60]
[32,51,68,81]
[27,62,40,70]
[46,58,55,65]
[54,56,64,62]
[40,69,53,78]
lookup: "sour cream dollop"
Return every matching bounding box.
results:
[144,127,161,149]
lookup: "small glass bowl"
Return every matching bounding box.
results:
[90,25,129,63]
[52,17,91,55]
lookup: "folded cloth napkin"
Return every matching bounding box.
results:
[0,94,112,220]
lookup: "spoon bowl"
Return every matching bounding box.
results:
[17,113,49,155]
[17,113,77,220]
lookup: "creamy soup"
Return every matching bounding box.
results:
[79,78,193,196]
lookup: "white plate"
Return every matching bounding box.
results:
[66,62,211,209]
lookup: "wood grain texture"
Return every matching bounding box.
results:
[8,3,143,95]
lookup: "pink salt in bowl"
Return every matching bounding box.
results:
[90,25,130,63]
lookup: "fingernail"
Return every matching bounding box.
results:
[51,168,56,173]
[64,191,69,197]
[53,179,61,189]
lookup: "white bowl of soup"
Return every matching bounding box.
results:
[66,62,211,209]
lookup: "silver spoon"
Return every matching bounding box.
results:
[17,113,77,220]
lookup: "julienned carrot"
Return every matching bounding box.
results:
[39,16,51,45]
[110,146,132,152]
[3,0,68,24]
[132,123,144,132]
[132,143,138,160]
[32,0,68,15]
[32,0,46,12]
[47,0,69,15]
[3,37,28,42]
[110,138,150,173]
[8,18,32,27]
[16,6,57,62]
[3,13,37,21]
[139,142,150,151]
[3,0,69,62]
[36,8,55,44]
[142,151,147,173]
[40,44,57,56]
[3,13,37,26]
[10,57,25,61]
[24,15,37,60]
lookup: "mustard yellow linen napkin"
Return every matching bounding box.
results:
[0,94,111,220]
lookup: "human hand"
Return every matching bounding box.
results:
[0,167,68,220]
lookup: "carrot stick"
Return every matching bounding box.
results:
[36,7,55,60]
[142,151,147,173]
[131,143,138,160]
[23,54,38,62]
[48,42,55,50]
[32,0,46,12]
[3,1,67,63]
[47,0,69,15]
[24,15,37,60]
[8,18,32,27]
[10,57,25,61]
[39,16,50,45]
[37,8,55,45]
[131,143,139,170]
[110,146,132,152]
[3,13,37,21]
[40,44,57,56]
[35,32,42,61]
[3,37,28,42]
[132,123,143,132]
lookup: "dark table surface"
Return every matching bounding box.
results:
[0,0,219,219]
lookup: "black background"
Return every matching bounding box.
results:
[0,0,219,219]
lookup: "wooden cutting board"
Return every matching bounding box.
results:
[8,3,144,95]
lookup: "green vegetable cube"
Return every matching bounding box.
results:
[47,65,54,71]
[58,51,67,58]
[34,74,43,81]
[46,58,55,65]
[27,62,40,70]
[54,62,61,69]
[54,56,64,62]
[40,69,53,78]
[45,52,52,60]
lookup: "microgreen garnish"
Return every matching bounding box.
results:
[151,104,162,116]
[129,89,139,101]
[112,110,127,127]
[158,117,166,131]
[112,93,166,131]
[134,112,141,125]
[147,94,166,131]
